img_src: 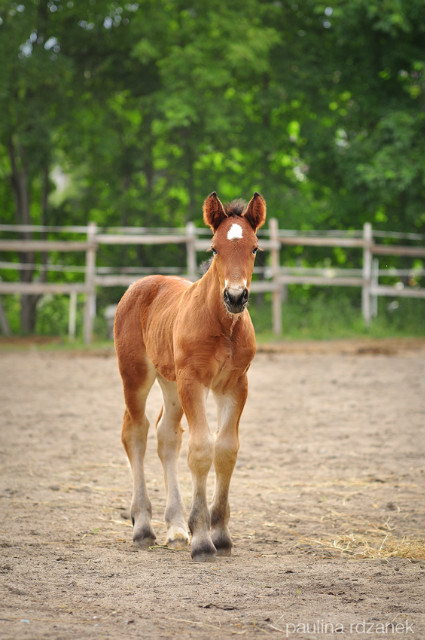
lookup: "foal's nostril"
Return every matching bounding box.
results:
[242,288,249,302]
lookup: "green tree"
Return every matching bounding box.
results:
[1,0,423,335]
[0,1,74,329]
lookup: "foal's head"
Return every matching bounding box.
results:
[203,192,266,315]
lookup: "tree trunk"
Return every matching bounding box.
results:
[8,136,40,333]
[20,296,39,334]
[0,298,11,336]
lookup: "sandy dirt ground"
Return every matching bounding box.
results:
[0,338,424,640]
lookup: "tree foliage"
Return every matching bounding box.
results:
[0,0,424,331]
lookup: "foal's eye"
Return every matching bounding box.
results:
[252,247,258,255]
[211,247,217,255]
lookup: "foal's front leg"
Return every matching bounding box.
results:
[211,380,247,555]
[177,375,216,561]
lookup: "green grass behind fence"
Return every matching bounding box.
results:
[1,289,424,343]
[249,291,424,341]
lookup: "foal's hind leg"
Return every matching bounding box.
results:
[156,376,189,549]
[120,358,157,548]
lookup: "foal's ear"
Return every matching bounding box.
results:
[243,192,267,232]
[203,192,228,232]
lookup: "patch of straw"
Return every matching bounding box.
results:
[299,532,425,560]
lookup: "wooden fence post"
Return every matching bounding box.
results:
[186,221,197,281]
[269,218,282,335]
[371,258,379,318]
[362,222,372,326]
[69,291,77,341]
[84,222,97,344]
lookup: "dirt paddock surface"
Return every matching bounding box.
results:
[0,338,424,640]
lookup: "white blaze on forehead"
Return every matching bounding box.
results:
[227,223,243,241]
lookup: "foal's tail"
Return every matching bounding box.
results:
[155,405,186,434]
[155,406,163,429]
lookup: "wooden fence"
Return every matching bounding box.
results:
[0,221,424,342]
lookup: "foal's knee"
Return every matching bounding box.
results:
[121,412,150,454]
[187,434,214,476]
[214,435,239,470]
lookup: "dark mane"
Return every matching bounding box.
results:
[224,198,246,217]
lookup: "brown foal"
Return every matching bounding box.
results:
[114,191,266,561]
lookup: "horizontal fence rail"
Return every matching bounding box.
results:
[0,221,424,342]
[0,239,93,252]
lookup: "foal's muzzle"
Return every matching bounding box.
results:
[223,287,249,314]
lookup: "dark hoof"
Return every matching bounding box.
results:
[133,523,156,549]
[134,535,156,549]
[216,545,232,557]
[212,530,233,556]
[191,539,217,562]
